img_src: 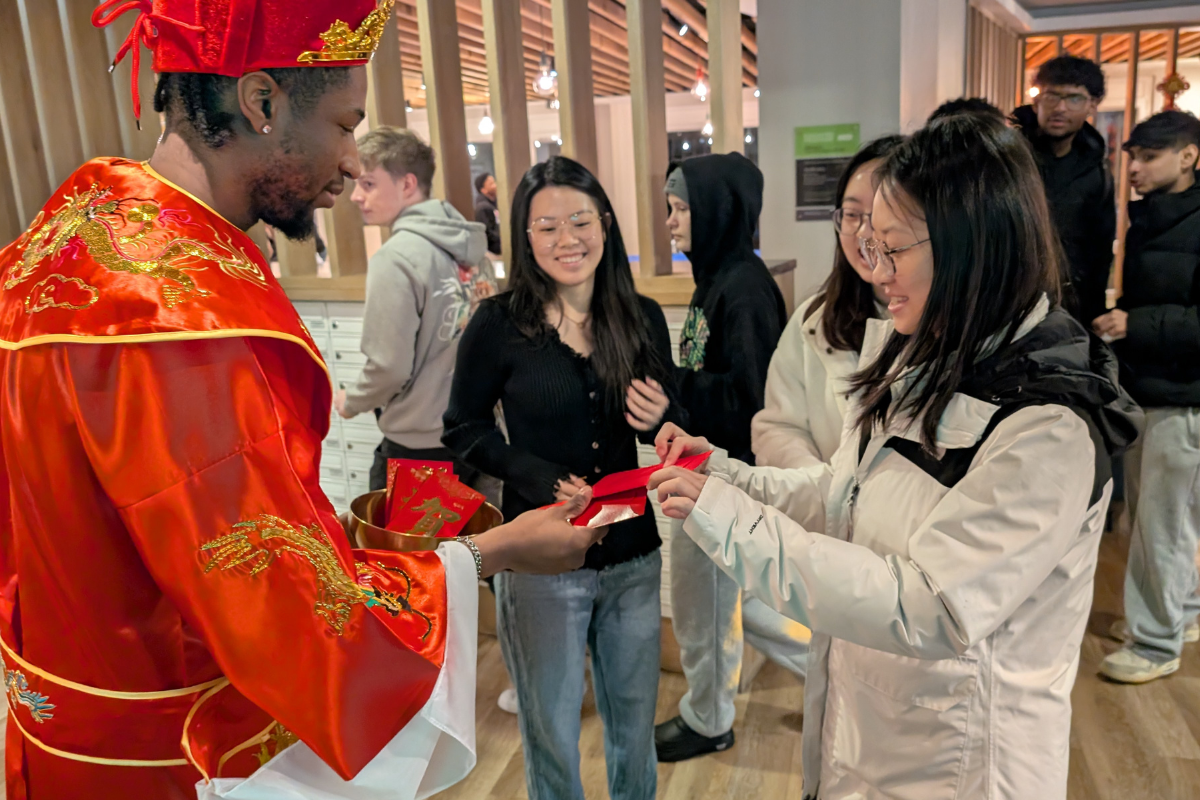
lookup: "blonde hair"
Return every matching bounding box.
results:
[357,127,436,195]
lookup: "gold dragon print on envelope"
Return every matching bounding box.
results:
[5,183,268,311]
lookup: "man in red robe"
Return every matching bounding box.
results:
[0,2,602,798]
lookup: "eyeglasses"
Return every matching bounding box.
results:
[832,207,872,237]
[862,237,930,278]
[1036,90,1091,111]
[527,212,609,250]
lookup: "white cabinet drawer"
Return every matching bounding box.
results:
[346,450,375,473]
[328,317,364,336]
[321,479,349,507]
[332,363,365,391]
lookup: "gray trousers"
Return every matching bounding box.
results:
[669,519,810,738]
[1124,407,1200,662]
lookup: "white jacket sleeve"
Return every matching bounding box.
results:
[751,302,824,469]
[197,543,479,800]
[706,448,831,534]
[685,405,1095,660]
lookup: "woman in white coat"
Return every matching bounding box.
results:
[649,115,1140,800]
[738,136,903,674]
[752,134,903,469]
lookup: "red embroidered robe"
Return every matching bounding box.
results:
[0,158,448,799]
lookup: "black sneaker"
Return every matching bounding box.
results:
[654,715,735,762]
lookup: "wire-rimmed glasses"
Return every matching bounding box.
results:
[832,207,871,237]
[527,211,610,250]
[861,237,931,278]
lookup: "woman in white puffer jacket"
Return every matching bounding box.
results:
[650,115,1141,800]
[752,135,902,470]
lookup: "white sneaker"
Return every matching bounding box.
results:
[1099,647,1180,684]
[498,687,518,714]
[1108,619,1200,644]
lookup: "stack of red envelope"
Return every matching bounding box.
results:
[384,459,486,538]
[571,452,712,528]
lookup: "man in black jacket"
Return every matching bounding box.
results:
[1095,110,1200,685]
[1013,55,1116,327]
[473,171,501,255]
[656,153,796,762]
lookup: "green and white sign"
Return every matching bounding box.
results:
[795,123,861,221]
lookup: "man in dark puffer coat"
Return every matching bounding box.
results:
[1095,110,1200,685]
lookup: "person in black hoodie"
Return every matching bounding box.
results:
[1096,110,1200,685]
[655,152,788,762]
[1013,55,1116,327]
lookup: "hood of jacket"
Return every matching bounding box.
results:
[958,306,1141,457]
[392,198,487,265]
[1012,104,1108,172]
[678,152,765,285]
[1129,176,1200,237]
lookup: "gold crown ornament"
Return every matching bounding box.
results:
[299,0,397,63]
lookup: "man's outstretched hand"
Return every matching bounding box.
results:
[472,488,607,577]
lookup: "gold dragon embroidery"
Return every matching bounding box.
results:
[5,183,268,310]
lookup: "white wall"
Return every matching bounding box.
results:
[757,0,904,302]
[900,0,969,132]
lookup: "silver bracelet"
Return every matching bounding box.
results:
[454,536,483,580]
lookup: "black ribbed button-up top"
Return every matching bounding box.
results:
[442,293,682,571]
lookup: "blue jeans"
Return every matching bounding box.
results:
[495,551,661,800]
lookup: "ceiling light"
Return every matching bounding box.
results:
[754,88,760,98]
[701,119,714,137]
[533,53,558,97]
[745,133,753,144]
[682,141,690,150]
[691,68,708,101]
[707,137,713,145]
[405,101,412,112]
[547,98,560,110]
[468,143,477,157]
[1029,86,1040,97]
[478,115,494,135]
[554,136,562,145]
[534,139,541,148]
[679,23,688,36]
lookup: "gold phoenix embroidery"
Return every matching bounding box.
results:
[201,515,437,638]
[355,563,434,641]
[297,0,395,63]
[5,184,268,310]
[201,515,368,635]
[253,722,300,767]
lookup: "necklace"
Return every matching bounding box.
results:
[559,307,591,327]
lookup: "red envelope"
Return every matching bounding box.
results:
[385,459,454,520]
[572,451,712,528]
[386,469,485,538]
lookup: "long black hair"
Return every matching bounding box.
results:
[849,114,1062,450]
[507,156,671,407]
[811,135,905,352]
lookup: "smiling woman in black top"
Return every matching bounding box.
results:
[443,156,679,800]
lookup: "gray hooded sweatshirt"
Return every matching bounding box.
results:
[342,198,497,447]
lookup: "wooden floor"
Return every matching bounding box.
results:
[1,522,1196,798]
[435,524,1200,800]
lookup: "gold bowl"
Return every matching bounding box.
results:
[350,489,504,552]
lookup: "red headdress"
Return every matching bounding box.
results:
[93,0,395,121]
